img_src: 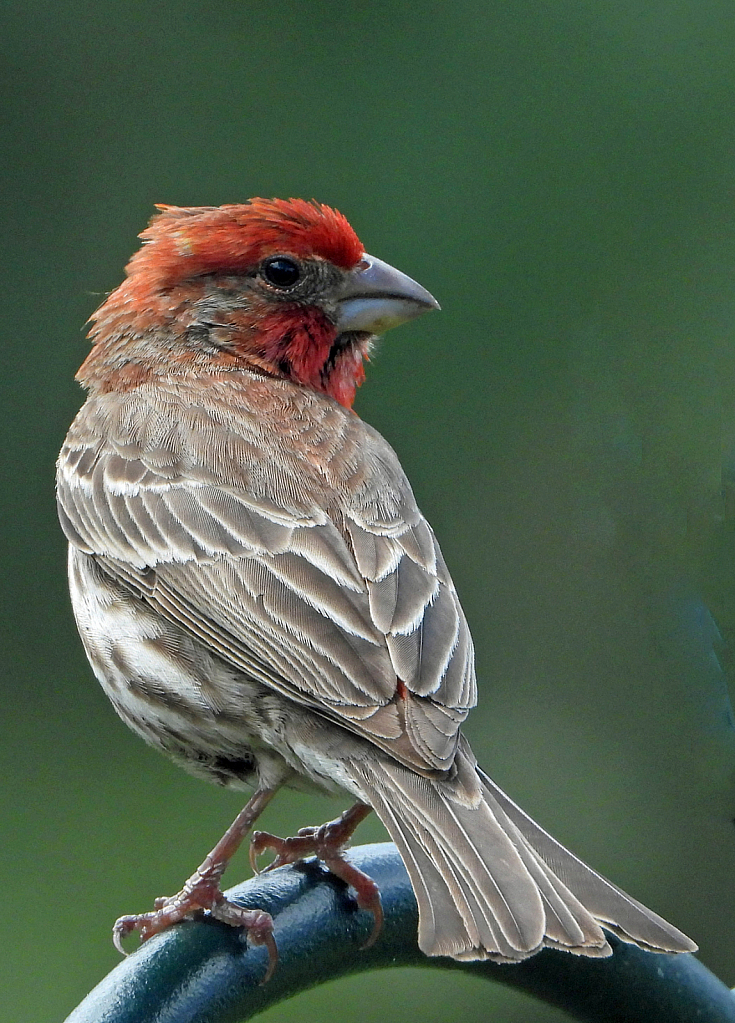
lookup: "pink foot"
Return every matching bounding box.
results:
[250,802,383,948]
[113,871,278,981]
[112,787,279,982]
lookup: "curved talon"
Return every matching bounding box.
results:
[112,919,129,956]
[250,830,293,873]
[249,836,262,875]
[359,894,384,949]
[240,910,279,985]
[260,930,279,985]
[113,914,140,955]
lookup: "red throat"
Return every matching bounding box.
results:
[253,306,369,409]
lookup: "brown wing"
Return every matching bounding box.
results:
[57,377,476,773]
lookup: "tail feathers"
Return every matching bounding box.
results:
[349,756,547,959]
[478,768,697,955]
[344,754,696,962]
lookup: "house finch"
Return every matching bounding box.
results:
[57,199,695,979]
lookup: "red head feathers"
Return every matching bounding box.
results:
[127,199,364,289]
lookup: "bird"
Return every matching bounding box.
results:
[56,198,696,980]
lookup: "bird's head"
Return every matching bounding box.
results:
[78,199,439,408]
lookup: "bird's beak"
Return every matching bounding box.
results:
[333,254,440,335]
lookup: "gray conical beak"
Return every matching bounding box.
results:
[334,254,440,335]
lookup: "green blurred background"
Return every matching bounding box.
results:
[3,1,735,1020]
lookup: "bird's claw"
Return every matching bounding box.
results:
[249,804,383,948]
[112,886,277,982]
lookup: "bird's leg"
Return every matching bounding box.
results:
[249,801,383,947]
[113,787,279,981]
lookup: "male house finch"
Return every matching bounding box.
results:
[57,199,695,977]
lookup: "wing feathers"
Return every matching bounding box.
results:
[57,384,477,773]
[347,520,401,581]
[288,522,365,589]
[412,584,461,697]
[194,489,295,553]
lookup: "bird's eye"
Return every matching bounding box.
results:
[262,257,301,289]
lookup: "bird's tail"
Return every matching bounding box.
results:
[344,743,696,961]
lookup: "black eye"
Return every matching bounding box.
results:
[262,256,301,289]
